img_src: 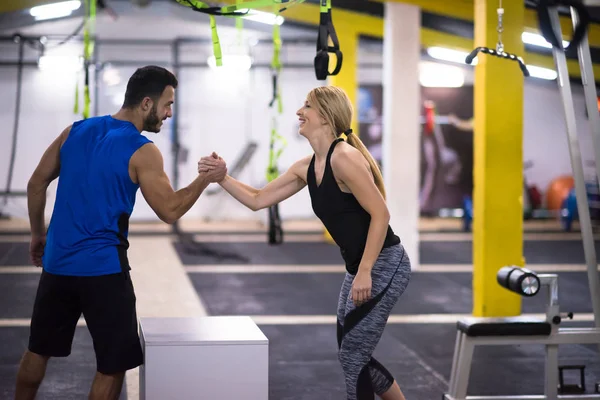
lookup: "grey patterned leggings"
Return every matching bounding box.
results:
[336,243,411,400]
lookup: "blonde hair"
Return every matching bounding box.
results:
[307,86,386,199]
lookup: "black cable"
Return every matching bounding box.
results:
[44,20,85,48]
[1,36,25,217]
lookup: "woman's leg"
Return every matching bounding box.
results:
[379,380,407,400]
[337,245,411,400]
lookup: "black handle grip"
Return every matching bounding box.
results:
[465,47,530,77]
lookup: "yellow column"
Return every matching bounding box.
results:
[472,0,525,316]
[324,23,359,244]
[328,23,359,135]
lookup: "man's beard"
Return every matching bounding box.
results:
[143,105,161,133]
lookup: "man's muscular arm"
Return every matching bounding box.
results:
[27,125,71,237]
[132,143,225,224]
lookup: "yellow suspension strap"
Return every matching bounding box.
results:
[266,16,286,245]
[75,0,96,118]
[173,0,304,67]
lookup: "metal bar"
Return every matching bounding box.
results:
[571,6,600,340]
[548,7,600,334]
[457,395,600,399]
[466,328,600,345]
[4,38,24,207]
[0,61,37,67]
[0,36,317,46]
[545,345,559,400]
[444,391,600,399]
[0,191,26,197]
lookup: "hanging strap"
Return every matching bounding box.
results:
[536,0,590,52]
[174,0,305,67]
[81,0,96,119]
[266,16,287,183]
[313,0,342,80]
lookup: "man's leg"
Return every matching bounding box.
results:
[81,271,143,400]
[89,371,125,400]
[15,351,50,400]
[16,270,80,400]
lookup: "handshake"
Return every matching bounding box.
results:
[198,152,228,183]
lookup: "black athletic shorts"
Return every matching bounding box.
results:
[28,269,144,375]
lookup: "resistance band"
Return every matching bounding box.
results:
[535,0,590,51]
[266,16,286,245]
[314,0,342,80]
[173,0,304,67]
[465,0,529,77]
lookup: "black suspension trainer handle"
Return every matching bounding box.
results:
[314,1,343,80]
[536,0,591,51]
[465,46,530,77]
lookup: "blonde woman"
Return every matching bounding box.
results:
[199,86,411,400]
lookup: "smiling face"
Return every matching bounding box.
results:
[296,98,325,138]
[141,85,175,133]
[296,86,353,141]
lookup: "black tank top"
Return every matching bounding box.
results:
[307,138,401,274]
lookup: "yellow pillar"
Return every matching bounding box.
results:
[328,23,359,135]
[324,23,359,244]
[472,0,525,316]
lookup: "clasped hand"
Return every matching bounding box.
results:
[198,152,227,183]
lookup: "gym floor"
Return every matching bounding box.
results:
[0,217,599,400]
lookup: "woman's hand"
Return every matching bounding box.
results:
[351,270,372,306]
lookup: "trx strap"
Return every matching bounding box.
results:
[314,0,342,80]
[267,17,286,244]
[536,0,590,51]
[465,0,529,77]
[75,0,96,118]
[174,0,304,67]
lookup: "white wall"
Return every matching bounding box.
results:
[0,9,597,222]
[523,80,596,196]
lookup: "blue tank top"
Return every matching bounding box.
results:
[42,115,152,276]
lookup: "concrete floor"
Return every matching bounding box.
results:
[0,217,599,399]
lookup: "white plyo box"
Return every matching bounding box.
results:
[139,316,269,400]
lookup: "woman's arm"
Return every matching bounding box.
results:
[210,156,310,211]
[331,148,390,274]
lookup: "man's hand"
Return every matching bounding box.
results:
[198,152,227,183]
[30,235,46,267]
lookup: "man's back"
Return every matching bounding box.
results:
[43,115,152,276]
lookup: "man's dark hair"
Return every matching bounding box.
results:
[122,65,178,108]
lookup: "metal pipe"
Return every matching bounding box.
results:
[0,191,27,197]
[3,36,24,209]
[548,8,600,341]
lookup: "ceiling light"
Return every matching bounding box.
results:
[522,32,569,49]
[38,55,83,72]
[238,8,284,25]
[526,65,558,80]
[30,0,81,21]
[419,62,465,88]
[426,47,477,65]
[207,54,252,71]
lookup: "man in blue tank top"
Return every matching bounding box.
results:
[15,66,227,400]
